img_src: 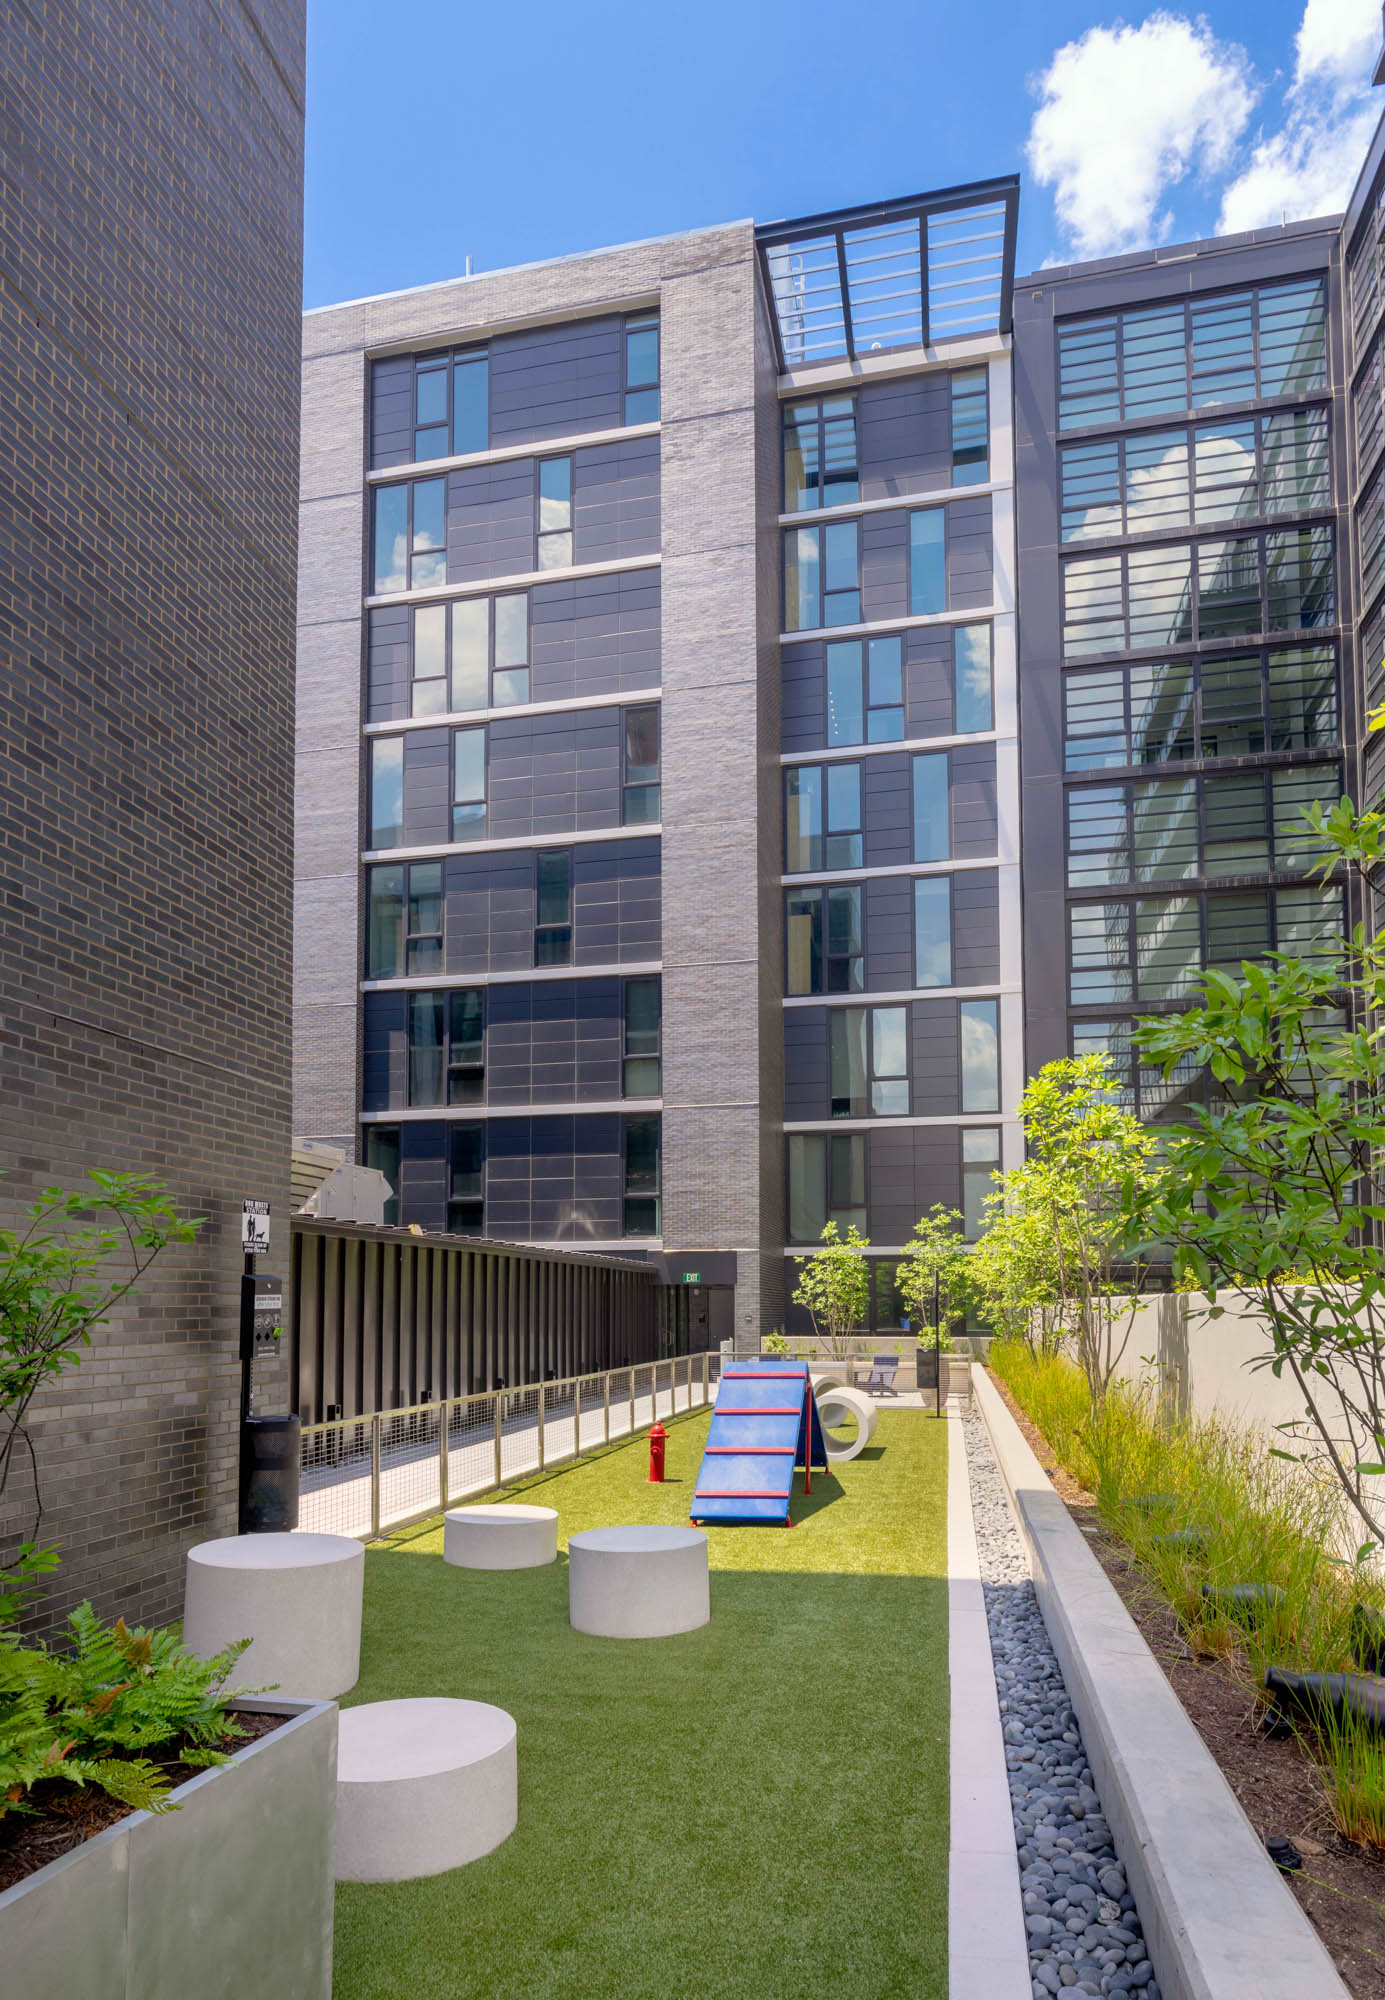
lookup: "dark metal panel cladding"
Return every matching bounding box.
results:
[447,458,535,581]
[362,991,409,1111]
[949,744,999,858]
[910,999,959,1116]
[488,315,625,447]
[573,436,660,565]
[861,510,909,622]
[366,603,412,722]
[530,570,661,701]
[444,851,535,974]
[857,375,950,498]
[371,355,414,469]
[946,495,993,611]
[864,874,915,991]
[905,626,955,737]
[486,708,623,841]
[399,1121,449,1232]
[401,728,450,846]
[783,1007,829,1119]
[952,868,1000,984]
[780,640,824,752]
[863,752,912,867]
[572,837,662,964]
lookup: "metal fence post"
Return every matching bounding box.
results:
[538,1379,546,1472]
[370,1413,381,1540]
[702,1349,709,1403]
[493,1392,502,1489]
[603,1370,610,1445]
[439,1398,449,1514]
[574,1377,581,1461]
[629,1366,635,1436]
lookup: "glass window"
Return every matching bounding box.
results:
[1203,772,1267,876]
[1196,538,1259,640]
[1057,281,1326,428]
[960,1000,999,1113]
[623,977,661,1097]
[411,602,448,716]
[624,1115,661,1236]
[452,351,489,456]
[826,883,864,990]
[535,849,572,966]
[1128,543,1194,648]
[364,1127,400,1227]
[1063,646,1338,772]
[449,1123,484,1234]
[826,642,865,746]
[623,706,661,823]
[372,484,409,595]
[1067,785,1129,888]
[950,369,988,486]
[447,989,485,1104]
[962,1127,1000,1239]
[624,314,660,425]
[783,396,858,511]
[1125,428,1189,531]
[912,752,950,863]
[786,887,824,995]
[1063,528,1334,660]
[866,636,904,740]
[450,597,488,711]
[451,727,486,842]
[406,862,443,974]
[785,524,864,630]
[1135,896,1201,998]
[1266,524,1333,630]
[1069,901,1131,1004]
[537,458,573,570]
[784,762,860,869]
[1268,646,1337,750]
[827,1132,866,1233]
[369,736,404,849]
[408,991,445,1106]
[492,593,530,705]
[954,624,993,732]
[871,1006,909,1115]
[366,865,405,978]
[914,876,952,987]
[909,509,946,614]
[788,1134,827,1242]
[829,1009,868,1117]
[413,360,449,461]
[1133,776,1198,881]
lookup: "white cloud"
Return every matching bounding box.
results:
[1217,0,1380,232]
[1027,13,1256,260]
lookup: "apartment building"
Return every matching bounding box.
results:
[295,181,1024,1347]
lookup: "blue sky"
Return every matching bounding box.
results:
[304,0,1379,309]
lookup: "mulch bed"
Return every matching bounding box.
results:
[0,1708,284,1896]
[988,1370,1385,2000]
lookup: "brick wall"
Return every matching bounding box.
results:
[0,0,305,1628]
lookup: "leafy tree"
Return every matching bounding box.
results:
[1006,1055,1160,1407]
[0,1174,200,1621]
[969,1191,1069,1356]
[791,1223,870,1361]
[1133,793,1385,1557]
[897,1206,972,1352]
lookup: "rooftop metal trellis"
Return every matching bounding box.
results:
[756,176,1019,372]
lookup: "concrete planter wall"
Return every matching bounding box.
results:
[0,1695,336,1998]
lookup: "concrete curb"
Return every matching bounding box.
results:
[947,1412,1031,2000]
[973,1366,1351,2000]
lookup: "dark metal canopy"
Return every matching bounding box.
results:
[755,176,1020,371]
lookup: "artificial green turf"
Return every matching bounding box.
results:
[333,1407,949,2000]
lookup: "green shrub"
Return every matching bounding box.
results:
[990,1338,1385,1848]
[0,1604,255,1821]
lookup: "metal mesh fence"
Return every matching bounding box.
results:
[297,1351,717,1540]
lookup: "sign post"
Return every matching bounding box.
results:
[236,1200,299,1531]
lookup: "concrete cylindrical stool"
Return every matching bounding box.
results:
[816,1385,877,1462]
[335,1697,517,1883]
[444,1503,558,1570]
[568,1525,709,1639]
[183,1531,364,1699]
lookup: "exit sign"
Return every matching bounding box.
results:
[682,1271,700,1284]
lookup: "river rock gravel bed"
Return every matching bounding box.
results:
[962,1411,1161,2000]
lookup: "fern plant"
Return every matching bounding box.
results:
[0,1604,261,1821]
[0,1641,168,1818]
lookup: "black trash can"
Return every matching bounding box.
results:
[239,1414,301,1533]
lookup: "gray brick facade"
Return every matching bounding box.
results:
[0,0,304,1627]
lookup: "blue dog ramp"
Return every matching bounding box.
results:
[691,1359,828,1525]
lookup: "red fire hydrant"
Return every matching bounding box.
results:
[648,1421,667,1483]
